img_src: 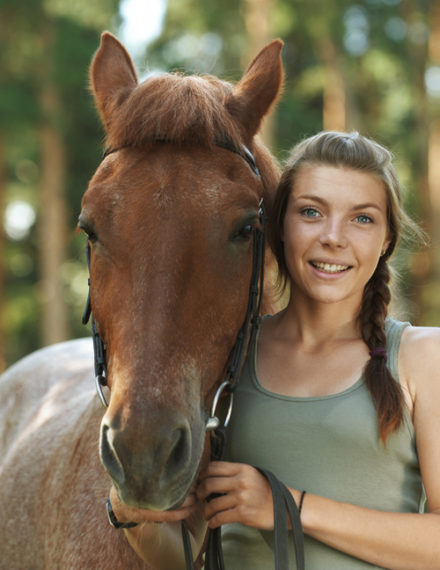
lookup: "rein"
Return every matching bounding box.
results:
[82,140,305,569]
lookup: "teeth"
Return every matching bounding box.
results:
[312,261,349,273]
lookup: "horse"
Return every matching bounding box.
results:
[0,32,283,569]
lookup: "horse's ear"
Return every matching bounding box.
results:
[227,39,284,140]
[90,32,138,128]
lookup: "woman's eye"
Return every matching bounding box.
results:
[355,214,373,224]
[300,207,320,218]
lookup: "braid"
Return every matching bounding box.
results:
[360,257,404,443]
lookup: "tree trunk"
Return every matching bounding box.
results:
[0,135,5,372]
[402,0,436,324]
[317,37,347,132]
[38,59,69,345]
[426,1,440,325]
[242,0,277,148]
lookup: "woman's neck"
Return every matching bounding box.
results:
[277,293,362,350]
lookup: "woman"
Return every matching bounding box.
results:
[196,131,440,568]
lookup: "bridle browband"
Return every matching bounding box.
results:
[82,139,305,570]
[103,137,260,178]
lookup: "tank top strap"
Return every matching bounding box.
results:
[245,315,410,385]
[385,317,411,382]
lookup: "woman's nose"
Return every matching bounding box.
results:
[319,218,347,248]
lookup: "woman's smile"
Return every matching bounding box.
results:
[309,260,352,275]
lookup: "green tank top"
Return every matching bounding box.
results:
[222,318,424,569]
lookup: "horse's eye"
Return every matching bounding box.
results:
[78,217,98,242]
[86,229,98,242]
[232,221,255,243]
[238,224,254,240]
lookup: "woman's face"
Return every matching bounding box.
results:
[282,164,391,308]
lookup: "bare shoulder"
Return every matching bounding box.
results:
[400,324,440,365]
[399,324,440,403]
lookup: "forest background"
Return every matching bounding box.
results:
[0,0,439,371]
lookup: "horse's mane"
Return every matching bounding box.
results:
[103,69,282,230]
[105,73,245,152]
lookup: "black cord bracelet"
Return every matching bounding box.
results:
[298,490,307,515]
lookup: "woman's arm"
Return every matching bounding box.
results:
[299,493,440,569]
[109,486,207,570]
[197,327,440,570]
[198,462,440,570]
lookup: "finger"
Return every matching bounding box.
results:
[205,493,274,530]
[205,505,242,529]
[203,493,237,522]
[197,476,239,501]
[152,503,199,523]
[198,460,242,480]
[109,486,199,524]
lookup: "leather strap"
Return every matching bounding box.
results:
[183,468,305,570]
[256,468,305,570]
[181,520,197,569]
[204,526,225,570]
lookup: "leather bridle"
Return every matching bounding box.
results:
[82,140,305,570]
[82,139,265,411]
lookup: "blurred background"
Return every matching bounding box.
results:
[0,0,439,371]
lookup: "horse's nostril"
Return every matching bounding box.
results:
[166,426,191,474]
[100,423,125,486]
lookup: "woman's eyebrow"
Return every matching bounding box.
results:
[295,194,383,211]
[350,202,383,211]
[294,193,327,204]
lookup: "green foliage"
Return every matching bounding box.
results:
[1,0,439,368]
[0,0,119,367]
[146,0,247,75]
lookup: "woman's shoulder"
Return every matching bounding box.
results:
[399,323,440,396]
[400,323,440,353]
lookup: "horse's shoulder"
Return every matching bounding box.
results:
[0,338,95,456]
[1,338,93,383]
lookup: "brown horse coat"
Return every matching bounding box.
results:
[0,33,283,569]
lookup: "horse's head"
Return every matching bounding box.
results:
[80,33,283,511]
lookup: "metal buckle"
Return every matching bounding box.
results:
[95,374,109,408]
[206,380,234,431]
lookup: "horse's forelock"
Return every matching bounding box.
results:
[105,73,244,151]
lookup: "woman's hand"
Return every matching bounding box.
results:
[196,461,274,530]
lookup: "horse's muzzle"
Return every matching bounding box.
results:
[100,412,201,510]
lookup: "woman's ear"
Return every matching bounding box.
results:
[381,237,392,256]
